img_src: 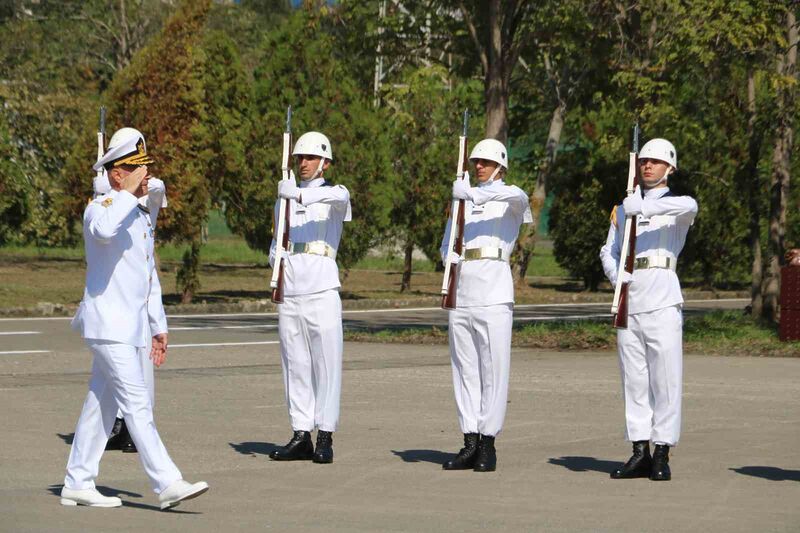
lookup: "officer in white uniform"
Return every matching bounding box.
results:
[268,131,351,464]
[599,138,698,481]
[62,128,208,509]
[93,169,168,453]
[439,139,532,472]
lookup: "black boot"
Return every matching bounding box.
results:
[105,418,124,451]
[269,431,314,461]
[650,444,671,481]
[442,433,479,470]
[313,431,334,464]
[119,420,137,453]
[610,440,651,479]
[473,435,496,472]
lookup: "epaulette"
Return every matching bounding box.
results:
[609,206,618,228]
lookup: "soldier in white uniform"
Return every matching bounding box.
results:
[599,138,698,481]
[61,128,208,509]
[92,169,168,454]
[268,131,351,464]
[439,139,532,472]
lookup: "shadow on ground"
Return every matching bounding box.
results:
[392,449,451,464]
[57,433,74,445]
[730,466,800,481]
[548,456,618,474]
[229,441,281,456]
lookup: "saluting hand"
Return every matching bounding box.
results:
[122,166,149,195]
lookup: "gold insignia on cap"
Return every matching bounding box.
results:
[114,137,155,167]
[101,198,113,207]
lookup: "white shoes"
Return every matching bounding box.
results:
[60,487,122,508]
[158,479,209,510]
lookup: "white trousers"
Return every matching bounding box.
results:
[64,340,181,494]
[116,346,154,418]
[448,303,513,437]
[278,290,343,432]
[616,305,683,446]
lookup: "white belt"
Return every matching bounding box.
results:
[634,256,676,271]
[463,246,509,262]
[289,241,336,259]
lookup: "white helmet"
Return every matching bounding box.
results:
[93,127,154,171]
[469,138,508,170]
[293,131,333,161]
[639,138,677,170]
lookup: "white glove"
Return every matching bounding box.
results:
[445,251,462,265]
[616,270,633,287]
[452,179,473,201]
[278,179,300,201]
[622,186,643,216]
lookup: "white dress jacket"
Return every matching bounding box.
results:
[71,189,168,347]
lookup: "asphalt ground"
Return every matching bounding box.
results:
[3,299,799,532]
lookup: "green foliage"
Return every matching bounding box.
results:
[198,30,253,205]
[0,116,30,244]
[550,176,611,290]
[176,240,202,303]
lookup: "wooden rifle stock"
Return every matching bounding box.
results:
[441,110,470,310]
[271,106,293,304]
[611,124,641,329]
[442,199,465,309]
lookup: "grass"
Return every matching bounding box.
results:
[344,311,800,357]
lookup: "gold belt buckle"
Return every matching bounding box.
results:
[464,249,480,260]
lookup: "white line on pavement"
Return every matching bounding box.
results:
[169,325,278,331]
[515,314,610,322]
[0,331,41,335]
[170,341,280,349]
[0,350,51,355]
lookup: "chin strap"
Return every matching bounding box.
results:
[485,166,503,185]
[311,158,325,180]
[647,167,672,188]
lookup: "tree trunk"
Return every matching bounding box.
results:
[178,240,202,304]
[762,10,797,323]
[744,69,764,317]
[484,0,508,142]
[511,102,566,284]
[400,237,414,292]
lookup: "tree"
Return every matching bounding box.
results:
[453,1,534,143]
[509,0,616,284]
[763,7,798,323]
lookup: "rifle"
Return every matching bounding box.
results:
[97,106,106,179]
[270,106,293,304]
[611,123,641,329]
[440,109,469,310]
